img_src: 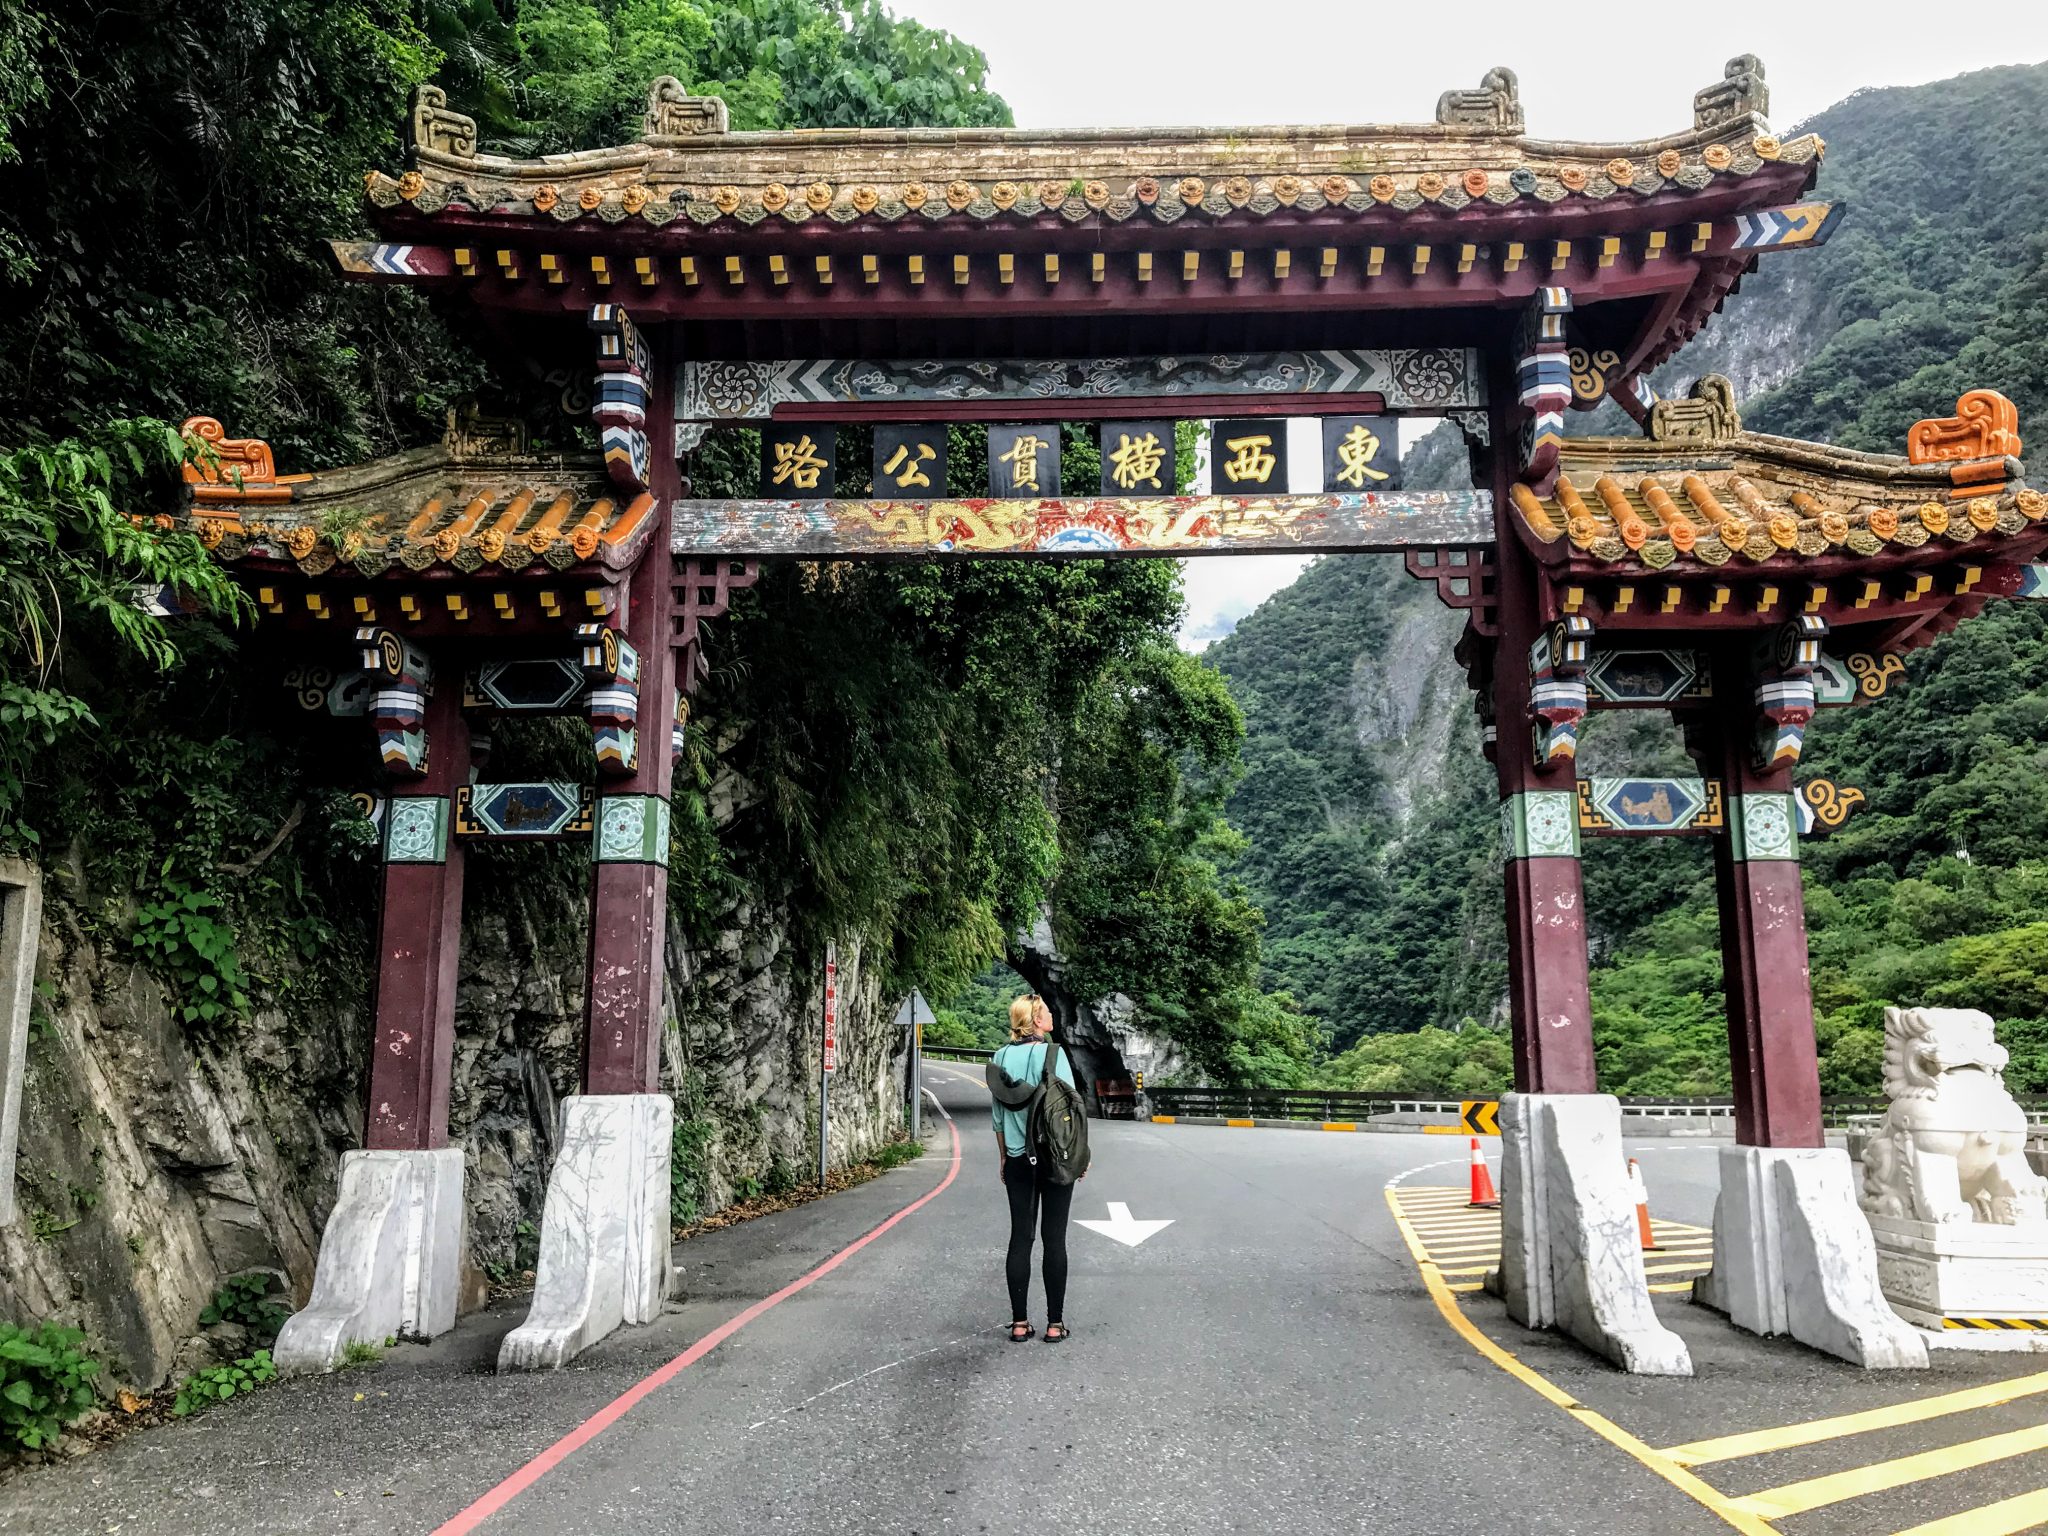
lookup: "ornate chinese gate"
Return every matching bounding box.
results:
[183,59,2047,1374]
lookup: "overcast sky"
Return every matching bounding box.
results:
[897,0,2048,648]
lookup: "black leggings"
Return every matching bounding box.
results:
[1003,1155,1073,1324]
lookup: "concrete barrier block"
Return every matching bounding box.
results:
[274,1147,463,1373]
[499,1094,672,1372]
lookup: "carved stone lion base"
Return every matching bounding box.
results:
[1870,1213,2048,1332]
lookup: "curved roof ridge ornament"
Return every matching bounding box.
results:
[645,77,729,140]
[1694,55,1770,132]
[409,84,477,161]
[1650,377,1743,444]
[1435,67,1523,132]
[1908,390,2022,465]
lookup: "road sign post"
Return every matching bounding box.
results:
[892,989,935,1139]
[818,941,837,1187]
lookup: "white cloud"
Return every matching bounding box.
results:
[1178,554,1314,651]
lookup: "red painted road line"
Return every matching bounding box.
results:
[434,1116,964,1534]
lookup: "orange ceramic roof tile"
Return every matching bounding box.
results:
[176,415,657,580]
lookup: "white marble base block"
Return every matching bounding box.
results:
[499,1093,672,1372]
[1486,1093,1692,1376]
[274,1147,463,1374]
[1869,1213,2048,1329]
[1695,1145,1927,1368]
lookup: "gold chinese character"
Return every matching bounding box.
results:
[771,433,828,490]
[1108,431,1166,491]
[882,441,935,490]
[1332,423,1390,489]
[1220,433,1277,486]
[998,433,1050,492]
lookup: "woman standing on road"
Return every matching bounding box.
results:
[991,994,1078,1343]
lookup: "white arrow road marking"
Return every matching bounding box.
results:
[1076,1201,1174,1248]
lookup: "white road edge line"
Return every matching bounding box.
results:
[1386,1158,1466,1188]
[747,1336,977,1430]
[921,1086,954,1123]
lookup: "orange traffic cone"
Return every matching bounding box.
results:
[1629,1158,1658,1251]
[1467,1136,1500,1208]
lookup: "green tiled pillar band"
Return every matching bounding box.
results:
[1728,792,1800,862]
[593,794,671,866]
[383,796,451,864]
[1499,790,1581,860]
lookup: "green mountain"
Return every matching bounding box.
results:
[1211,62,2048,1093]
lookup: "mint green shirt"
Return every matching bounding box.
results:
[990,1040,1077,1156]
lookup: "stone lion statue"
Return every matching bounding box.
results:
[1861,1007,2048,1226]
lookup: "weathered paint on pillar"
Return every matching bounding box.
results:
[366,677,469,1150]
[1488,350,1598,1094]
[583,335,679,1096]
[1700,670,1823,1148]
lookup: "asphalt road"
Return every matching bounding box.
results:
[7,1071,2048,1535]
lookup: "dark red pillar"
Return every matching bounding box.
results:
[1488,351,1598,1094]
[366,674,470,1150]
[1696,664,1824,1148]
[582,342,678,1096]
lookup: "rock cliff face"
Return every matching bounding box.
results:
[1,830,907,1391]
[1010,911,1189,1097]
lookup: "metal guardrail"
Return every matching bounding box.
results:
[1146,1088,2048,1126]
[920,1044,994,1062]
[1148,1088,1465,1119]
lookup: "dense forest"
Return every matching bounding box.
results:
[1213,63,2048,1096]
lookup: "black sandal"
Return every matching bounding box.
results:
[1007,1322,1035,1342]
[1043,1324,1070,1344]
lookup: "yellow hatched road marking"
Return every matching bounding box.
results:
[1382,1185,1775,1535]
[1730,1423,2048,1519]
[1645,1261,1715,1277]
[1438,1264,1496,1277]
[1406,1211,1498,1222]
[1408,1218,1498,1230]
[1663,1370,2048,1466]
[1648,1282,1697,1294]
[1890,1487,2048,1535]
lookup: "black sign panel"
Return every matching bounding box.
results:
[1210,419,1286,493]
[760,424,836,499]
[1098,422,1176,495]
[874,426,946,496]
[1322,416,1402,491]
[988,425,1060,498]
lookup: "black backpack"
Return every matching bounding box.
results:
[1028,1042,1091,1186]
